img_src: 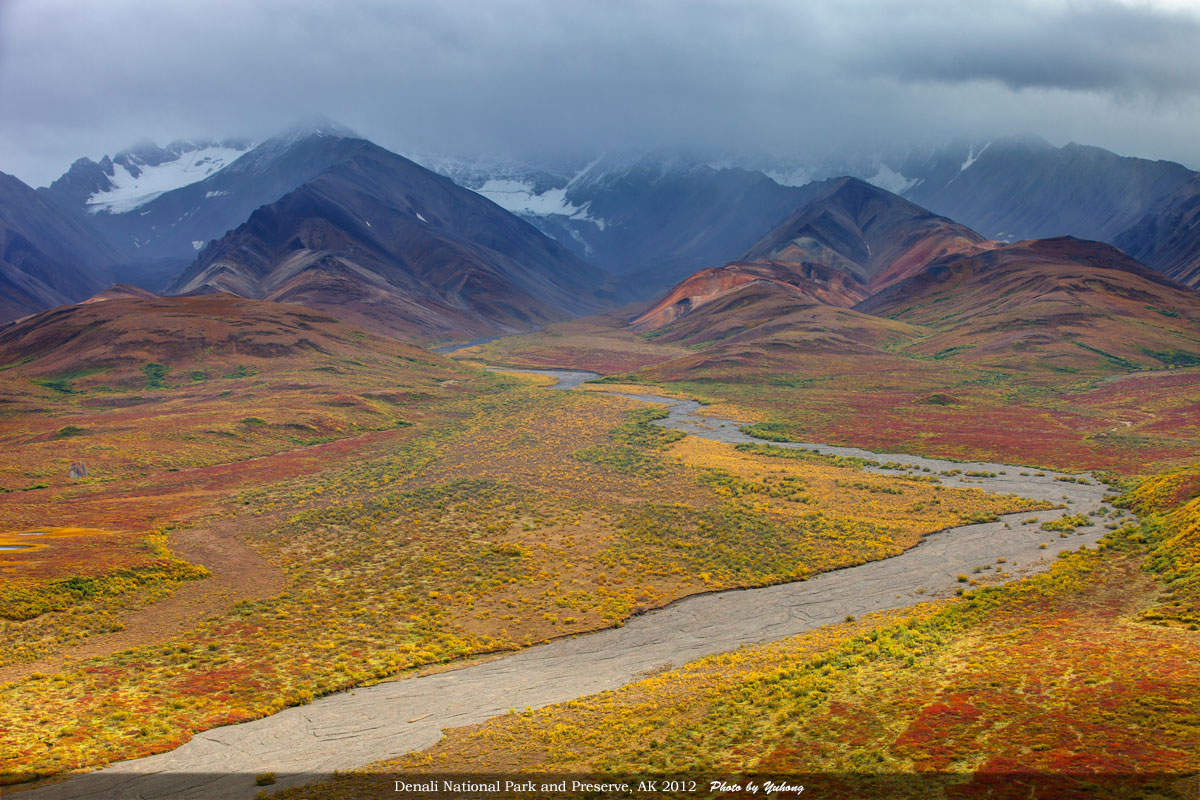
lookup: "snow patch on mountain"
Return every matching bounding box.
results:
[476,180,580,216]
[865,164,919,195]
[960,142,991,173]
[87,144,251,214]
[475,179,606,229]
[763,167,814,188]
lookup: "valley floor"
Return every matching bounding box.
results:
[1,338,1197,799]
[456,311,1200,475]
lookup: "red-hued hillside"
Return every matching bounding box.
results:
[80,283,159,304]
[0,292,451,390]
[631,177,988,341]
[631,260,869,332]
[628,179,1200,373]
[858,237,1200,369]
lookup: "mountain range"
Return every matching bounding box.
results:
[4,119,617,338]
[427,136,1200,290]
[39,117,366,288]
[3,118,1199,350]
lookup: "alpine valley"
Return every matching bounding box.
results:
[2,114,1199,800]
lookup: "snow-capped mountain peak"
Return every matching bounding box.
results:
[85,139,254,214]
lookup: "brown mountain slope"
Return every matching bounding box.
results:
[629,181,1199,374]
[628,263,913,352]
[741,176,987,291]
[0,292,450,390]
[630,177,988,340]
[168,141,617,343]
[631,260,869,333]
[857,237,1200,369]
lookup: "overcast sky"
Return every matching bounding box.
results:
[3,0,1200,186]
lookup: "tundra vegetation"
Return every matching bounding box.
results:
[459,313,1200,474]
[0,360,1038,783]
[281,474,1200,800]
[2,290,1198,791]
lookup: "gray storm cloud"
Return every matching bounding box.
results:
[845,0,1200,95]
[1,0,1199,185]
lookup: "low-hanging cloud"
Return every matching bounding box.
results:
[1,0,1198,186]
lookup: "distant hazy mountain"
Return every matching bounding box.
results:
[169,140,618,342]
[421,153,809,293]
[1115,174,1200,288]
[897,136,1197,244]
[0,171,121,323]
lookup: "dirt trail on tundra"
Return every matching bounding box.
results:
[0,522,285,686]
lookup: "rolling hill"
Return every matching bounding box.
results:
[629,260,892,350]
[0,291,452,390]
[632,260,870,330]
